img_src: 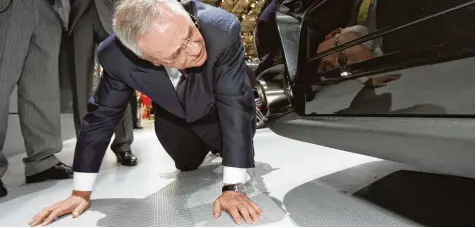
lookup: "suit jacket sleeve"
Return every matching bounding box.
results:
[214,18,256,169]
[72,68,132,173]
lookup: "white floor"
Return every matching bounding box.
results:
[0,123,424,227]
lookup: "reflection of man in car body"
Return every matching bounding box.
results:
[315,25,398,88]
[316,25,381,73]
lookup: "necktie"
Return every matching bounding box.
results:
[164,67,187,108]
[175,75,187,108]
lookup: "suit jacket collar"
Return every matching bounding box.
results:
[180,0,197,15]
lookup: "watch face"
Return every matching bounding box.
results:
[234,183,247,194]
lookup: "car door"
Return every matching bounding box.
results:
[265,0,475,178]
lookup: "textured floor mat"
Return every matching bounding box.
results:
[90,163,287,227]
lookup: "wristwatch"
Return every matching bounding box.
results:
[222,183,247,195]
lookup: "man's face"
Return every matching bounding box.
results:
[136,5,207,70]
[316,31,374,72]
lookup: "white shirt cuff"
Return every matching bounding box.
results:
[73,172,97,191]
[223,166,249,184]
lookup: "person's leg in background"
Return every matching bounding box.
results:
[93,2,137,166]
[19,0,72,184]
[137,96,143,127]
[130,91,142,129]
[0,151,7,196]
[67,2,96,136]
[0,0,72,196]
[68,1,137,166]
[0,0,24,197]
[110,105,137,166]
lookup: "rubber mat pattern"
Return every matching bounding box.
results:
[89,161,419,227]
[89,163,287,227]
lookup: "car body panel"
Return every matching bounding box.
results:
[259,0,475,178]
[267,113,475,178]
[305,57,475,115]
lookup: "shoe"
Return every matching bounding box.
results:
[114,151,138,166]
[211,150,221,157]
[25,162,73,184]
[133,125,143,129]
[0,179,7,197]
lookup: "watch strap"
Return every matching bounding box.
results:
[222,184,237,192]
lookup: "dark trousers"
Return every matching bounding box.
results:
[130,92,139,127]
[62,1,133,152]
[153,105,221,171]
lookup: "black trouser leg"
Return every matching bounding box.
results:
[130,92,139,127]
[153,106,211,171]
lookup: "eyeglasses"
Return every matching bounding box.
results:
[334,34,348,67]
[334,34,352,78]
[161,14,201,64]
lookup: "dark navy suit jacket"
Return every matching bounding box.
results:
[73,0,256,173]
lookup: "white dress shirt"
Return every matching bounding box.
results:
[73,67,249,191]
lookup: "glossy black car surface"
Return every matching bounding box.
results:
[256,0,475,178]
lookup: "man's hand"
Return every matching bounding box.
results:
[29,191,91,227]
[213,191,263,224]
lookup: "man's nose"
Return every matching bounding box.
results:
[186,41,201,56]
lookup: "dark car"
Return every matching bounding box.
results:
[255,0,475,179]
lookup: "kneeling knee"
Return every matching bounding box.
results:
[176,164,200,172]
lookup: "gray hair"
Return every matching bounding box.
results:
[341,25,383,56]
[113,0,186,57]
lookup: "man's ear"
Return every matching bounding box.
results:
[325,28,342,40]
